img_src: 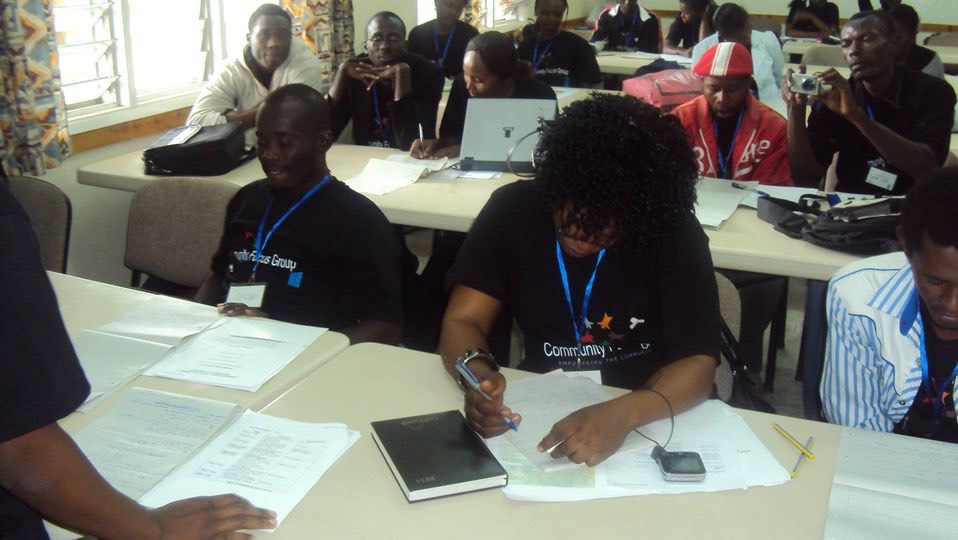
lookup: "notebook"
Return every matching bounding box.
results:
[459,98,557,173]
[371,410,508,502]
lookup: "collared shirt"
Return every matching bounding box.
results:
[822,252,958,431]
[807,67,956,195]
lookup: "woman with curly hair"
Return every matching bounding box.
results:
[439,94,721,466]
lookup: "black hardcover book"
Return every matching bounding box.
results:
[371,410,508,502]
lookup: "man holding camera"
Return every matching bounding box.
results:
[783,10,955,195]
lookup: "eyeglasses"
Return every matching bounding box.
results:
[366,35,404,46]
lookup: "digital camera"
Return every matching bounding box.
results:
[790,73,822,96]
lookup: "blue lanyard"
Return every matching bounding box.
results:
[433,23,457,69]
[866,102,875,122]
[918,329,958,417]
[372,85,390,147]
[251,174,331,279]
[554,240,606,344]
[712,109,744,179]
[532,36,555,70]
[620,10,639,47]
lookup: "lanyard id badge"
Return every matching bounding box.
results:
[226,282,267,308]
[863,103,898,192]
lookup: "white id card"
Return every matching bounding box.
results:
[865,166,898,191]
[226,283,266,308]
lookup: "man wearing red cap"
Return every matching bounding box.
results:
[672,42,793,185]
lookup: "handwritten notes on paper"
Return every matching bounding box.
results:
[140,410,359,525]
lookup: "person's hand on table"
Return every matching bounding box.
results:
[410,139,460,160]
[463,364,521,437]
[217,303,267,318]
[150,494,276,539]
[536,396,634,467]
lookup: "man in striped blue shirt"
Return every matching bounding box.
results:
[822,170,958,442]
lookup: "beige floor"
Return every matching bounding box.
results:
[404,229,812,421]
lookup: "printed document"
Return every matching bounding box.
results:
[346,158,428,195]
[823,428,958,540]
[96,296,220,346]
[695,177,749,228]
[144,318,326,392]
[140,410,360,525]
[71,330,172,413]
[73,388,239,499]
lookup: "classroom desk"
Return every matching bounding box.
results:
[595,51,662,75]
[77,144,859,280]
[783,39,958,67]
[49,272,350,433]
[259,343,841,540]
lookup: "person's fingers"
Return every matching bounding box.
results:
[538,418,575,454]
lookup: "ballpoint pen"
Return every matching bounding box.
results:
[418,123,424,143]
[732,181,770,198]
[455,360,518,431]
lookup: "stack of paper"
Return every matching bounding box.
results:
[623,51,693,65]
[71,330,172,413]
[823,428,958,540]
[140,410,359,526]
[385,153,457,173]
[144,318,326,392]
[346,158,429,195]
[694,177,750,228]
[74,388,240,499]
[96,296,220,346]
[485,374,789,502]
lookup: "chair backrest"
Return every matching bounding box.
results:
[8,175,72,273]
[801,45,846,68]
[924,33,958,47]
[125,177,239,288]
[750,16,782,38]
[714,271,741,402]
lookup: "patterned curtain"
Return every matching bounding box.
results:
[281,0,354,92]
[465,0,483,28]
[0,0,71,176]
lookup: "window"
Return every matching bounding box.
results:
[53,0,275,133]
[481,0,532,30]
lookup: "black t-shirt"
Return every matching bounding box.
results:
[439,76,557,143]
[517,30,602,88]
[0,183,90,537]
[407,19,479,79]
[447,182,721,389]
[904,45,938,75]
[666,17,699,50]
[895,304,958,443]
[210,178,403,329]
[788,3,839,33]
[591,8,660,53]
[807,67,956,195]
[330,53,443,148]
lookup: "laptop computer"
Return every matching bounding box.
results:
[459,98,557,173]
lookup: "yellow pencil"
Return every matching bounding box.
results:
[773,423,816,460]
[790,436,814,478]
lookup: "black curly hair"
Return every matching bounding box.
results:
[900,168,958,254]
[534,93,698,248]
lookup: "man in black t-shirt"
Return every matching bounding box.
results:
[889,4,944,78]
[0,183,276,538]
[197,84,403,345]
[329,12,443,148]
[786,0,840,39]
[784,11,956,194]
[591,0,661,53]
[407,0,479,79]
[441,94,720,467]
[664,0,708,56]
[517,0,603,88]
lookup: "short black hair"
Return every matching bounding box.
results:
[681,0,711,12]
[261,83,331,133]
[714,3,749,36]
[900,169,958,253]
[888,4,919,34]
[535,0,568,10]
[847,10,897,37]
[534,94,698,247]
[466,31,518,79]
[248,4,292,32]
[368,11,406,36]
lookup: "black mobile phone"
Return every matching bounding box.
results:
[651,445,706,482]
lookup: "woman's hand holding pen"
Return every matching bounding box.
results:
[463,365,521,437]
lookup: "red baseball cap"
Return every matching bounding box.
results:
[693,42,753,78]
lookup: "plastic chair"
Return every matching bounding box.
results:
[125,177,239,292]
[924,33,958,47]
[750,16,782,38]
[801,45,847,68]
[714,271,741,402]
[8,175,72,273]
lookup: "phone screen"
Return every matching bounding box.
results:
[661,451,706,474]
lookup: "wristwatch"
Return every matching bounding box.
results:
[455,349,498,391]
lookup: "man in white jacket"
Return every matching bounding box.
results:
[187,4,325,147]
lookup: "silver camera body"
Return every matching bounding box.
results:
[790,73,822,96]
